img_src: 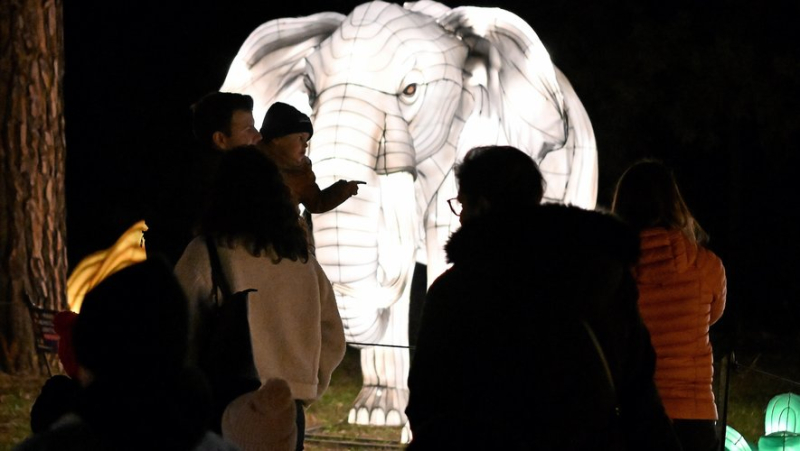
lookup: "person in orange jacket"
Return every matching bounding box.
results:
[613,159,727,451]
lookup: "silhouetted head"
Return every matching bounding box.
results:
[612,159,706,243]
[200,147,309,262]
[192,91,261,150]
[72,258,213,450]
[454,145,545,223]
[72,258,189,385]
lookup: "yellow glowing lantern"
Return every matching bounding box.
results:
[66,221,148,312]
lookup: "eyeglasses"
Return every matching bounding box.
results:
[447,198,462,216]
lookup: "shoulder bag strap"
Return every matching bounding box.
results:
[205,236,233,304]
[580,319,621,417]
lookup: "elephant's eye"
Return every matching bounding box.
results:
[398,70,423,106]
[304,74,317,106]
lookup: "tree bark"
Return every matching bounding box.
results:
[0,0,67,374]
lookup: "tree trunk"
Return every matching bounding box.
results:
[0,0,67,375]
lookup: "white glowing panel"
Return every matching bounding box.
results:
[221,0,597,428]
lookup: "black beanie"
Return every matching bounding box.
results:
[260,102,314,142]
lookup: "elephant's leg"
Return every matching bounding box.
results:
[343,172,417,426]
[346,162,458,428]
[312,162,417,426]
[348,290,410,426]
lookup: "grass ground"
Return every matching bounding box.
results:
[2,344,799,450]
[304,347,404,450]
[0,373,44,451]
[721,343,800,450]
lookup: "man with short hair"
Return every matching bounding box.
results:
[145,92,261,265]
[191,92,262,151]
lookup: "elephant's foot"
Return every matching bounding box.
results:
[400,422,412,444]
[347,385,409,426]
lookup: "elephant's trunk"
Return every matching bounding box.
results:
[310,91,417,344]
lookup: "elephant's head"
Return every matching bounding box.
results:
[221,1,597,342]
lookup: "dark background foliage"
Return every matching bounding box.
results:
[63,1,800,346]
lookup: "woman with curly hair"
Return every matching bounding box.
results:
[175,147,345,450]
[613,160,726,451]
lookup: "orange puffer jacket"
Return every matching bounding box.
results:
[634,228,727,420]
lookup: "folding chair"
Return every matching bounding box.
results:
[23,293,61,377]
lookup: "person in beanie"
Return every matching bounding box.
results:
[222,378,297,451]
[257,101,363,214]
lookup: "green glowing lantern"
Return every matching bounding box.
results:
[725,425,752,451]
[766,393,800,435]
[758,432,800,451]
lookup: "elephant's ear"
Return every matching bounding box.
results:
[437,7,567,162]
[551,67,598,209]
[221,12,345,124]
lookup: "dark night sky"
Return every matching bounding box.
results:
[62,1,800,344]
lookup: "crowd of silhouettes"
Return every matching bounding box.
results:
[18,91,726,451]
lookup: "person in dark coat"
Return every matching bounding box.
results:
[404,145,680,450]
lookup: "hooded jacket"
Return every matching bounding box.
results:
[406,204,679,450]
[634,228,727,420]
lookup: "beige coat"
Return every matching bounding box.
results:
[175,237,346,404]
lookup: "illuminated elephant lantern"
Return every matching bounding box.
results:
[221,0,597,426]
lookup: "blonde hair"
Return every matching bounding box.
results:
[612,159,707,244]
